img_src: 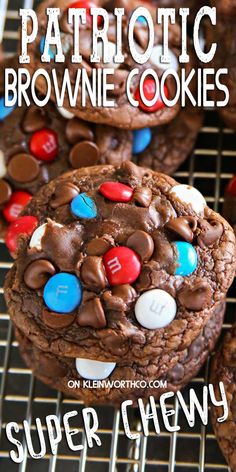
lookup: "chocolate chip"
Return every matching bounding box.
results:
[106,69,129,96]
[42,309,76,329]
[69,141,100,169]
[77,298,106,328]
[50,182,79,208]
[165,216,197,242]
[86,237,113,256]
[0,179,12,205]
[152,231,175,269]
[102,284,137,311]
[8,154,40,183]
[22,106,48,133]
[197,219,224,248]
[66,117,94,144]
[126,230,154,262]
[24,259,56,289]
[80,256,107,290]
[133,187,152,207]
[178,280,213,311]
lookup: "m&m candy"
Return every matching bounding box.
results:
[174,241,198,276]
[103,246,141,286]
[5,216,38,254]
[68,1,102,26]
[134,78,168,112]
[99,182,133,202]
[43,273,82,313]
[150,45,178,72]
[225,175,236,196]
[71,193,97,219]
[170,184,206,214]
[0,95,15,121]
[135,289,177,329]
[39,36,55,59]
[29,129,58,162]
[132,128,152,154]
[3,191,32,223]
[75,358,116,380]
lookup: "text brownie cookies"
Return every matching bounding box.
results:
[24,0,195,129]
[14,301,225,405]
[211,324,236,472]
[4,163,236,389]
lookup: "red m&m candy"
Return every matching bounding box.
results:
[68,1,102,27]
[134,78,168,113]
[3,191,32,223]
[103,247,141,286]
[99,182,133,203]
[29,129,58,162]
[5,216,38,255]
[226,175,236,196]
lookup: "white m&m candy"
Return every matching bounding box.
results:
[135,289,177,329]
[29,222,62,250]
[150,45,178,72]
[96,42,119,69]
[75,358,116,380]
[57,106,75,120]
[170,184,206,214]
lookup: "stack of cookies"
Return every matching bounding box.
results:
[2,0,236,410]
[4,161,236,405]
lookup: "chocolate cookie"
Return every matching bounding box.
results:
[136,105,203,175]
[24,0,196,129]
[14,301,225,405]
[4,162,236,379]
[0,57,132,237]
[211,0,236,17]
[223,175,236,234]
[205,5,236,131]
[210,323,236,472]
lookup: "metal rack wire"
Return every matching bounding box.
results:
[0,1,235,471]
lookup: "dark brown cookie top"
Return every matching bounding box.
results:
[4,162,236,371]
[0,58,132,236]
[24,0,193,129]
[15,300,225,406]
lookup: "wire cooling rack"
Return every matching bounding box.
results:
[0,1,236,471]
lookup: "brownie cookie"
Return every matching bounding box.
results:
[24,0,196,129]
[0,58,132,237]
[205,8,236,131]
[14,301,225,405]
[223,175,236,234]
[4,162,236,379]
[211,323,236,472]
[136,105,203,175]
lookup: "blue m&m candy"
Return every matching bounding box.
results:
[71,193,97,219]
[40,36,55,59]
[0,96,15,120]
[132,128,152,154]
[137,16,147,25]
[43,273,82,313]
[174,242,198,276]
